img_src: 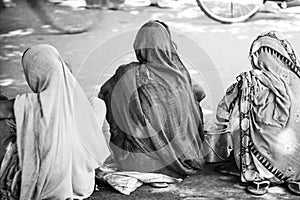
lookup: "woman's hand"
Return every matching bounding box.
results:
[192,79,206,102]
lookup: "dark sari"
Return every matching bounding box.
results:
[100,20,205,176]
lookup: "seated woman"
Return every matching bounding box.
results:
[99,20,206,177]
[0,44,109,199]
[215,31,300,195]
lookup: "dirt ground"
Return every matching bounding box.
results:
[91,162,300,200]
[1,0,300,199]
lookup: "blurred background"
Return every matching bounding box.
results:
[1,0,300,119]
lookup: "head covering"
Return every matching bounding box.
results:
[15,44,110,199]
[250,31,300,77]
[250,31,300,67]
[100,20,205,176]
[247,31,297,128]
[133,20,191,83]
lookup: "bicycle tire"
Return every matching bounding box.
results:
[196,0,265,24]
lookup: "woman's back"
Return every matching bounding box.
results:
[100,20,205,177]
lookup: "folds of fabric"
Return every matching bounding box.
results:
[216,31,300,183]
[14,44,110,199]
[100,171,182,195]
[100,21,205,176]
[0,140,20,200]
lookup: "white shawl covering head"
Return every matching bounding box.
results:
[15,44,110,199]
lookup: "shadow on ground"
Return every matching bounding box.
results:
[91,163,299,200]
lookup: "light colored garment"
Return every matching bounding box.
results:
[13,44,110,199]
[100,20,205,177]
[89,97,112,155]
[97,170,182,195]
[215,31,300,183]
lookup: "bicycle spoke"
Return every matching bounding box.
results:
[231,2,233,18]
[197,0,264,23]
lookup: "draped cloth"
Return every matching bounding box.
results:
[12,44,110,199]
[216,31,300,183]
[100,20,205,176]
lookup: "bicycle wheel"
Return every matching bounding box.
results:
[196,0,265,23]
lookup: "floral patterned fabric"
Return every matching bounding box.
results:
[216,31,300,184]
